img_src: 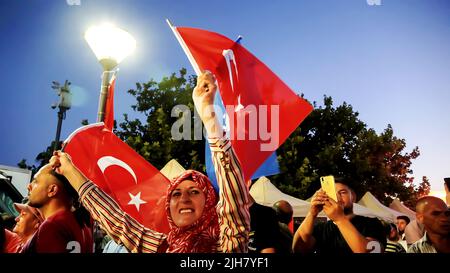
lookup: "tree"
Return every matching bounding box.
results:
[272,96,366,199]
[17,140,61,176]
[403,176,431,209]
[115,68,205,171]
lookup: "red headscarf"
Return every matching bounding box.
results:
[165,170,219,253]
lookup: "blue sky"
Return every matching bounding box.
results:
[0,0,449,192]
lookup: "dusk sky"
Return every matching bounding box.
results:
[1,0,449,193]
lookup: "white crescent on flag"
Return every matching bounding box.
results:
[97,156,138,184]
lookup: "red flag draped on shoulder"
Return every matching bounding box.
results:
[63,124,171,233]
[168,22,313,182]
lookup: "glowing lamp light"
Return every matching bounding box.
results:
[85,24,136,71]
[84,23,136,122]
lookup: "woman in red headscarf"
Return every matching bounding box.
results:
[51,72,250,253]
[165,170,219,253]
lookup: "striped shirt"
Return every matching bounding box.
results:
[385,240,406,253]
[407,233,437,253]
[78,136,250,253]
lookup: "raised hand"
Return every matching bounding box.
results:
[322,196,345,223]
[50,151,74,176]
[310,189,328,217]
[49,151,87,192]
[192,71,222,138]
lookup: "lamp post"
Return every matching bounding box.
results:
[84,24,136,122]
[51,80,72,151]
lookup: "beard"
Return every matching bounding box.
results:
[343,204,353,215]
[27,197,43,209]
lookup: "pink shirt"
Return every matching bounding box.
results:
[4,229,22,253]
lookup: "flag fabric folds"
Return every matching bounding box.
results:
[171,25,313,182]
[205,140,280,192]
[64,123,171,234]
[205,91,280,192]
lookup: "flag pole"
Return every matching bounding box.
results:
[166,19,201,76]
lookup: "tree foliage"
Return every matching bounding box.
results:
[115,68,204,171]
[17,140,60,177]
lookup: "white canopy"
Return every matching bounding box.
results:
[389,199,416,220]
[357,192,405,223]
[250,176,314,218]
[160,159,186,181]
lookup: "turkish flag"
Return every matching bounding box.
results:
[63,123,170,234]
[173,26,313,181]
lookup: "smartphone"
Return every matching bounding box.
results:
[320,175,338,202]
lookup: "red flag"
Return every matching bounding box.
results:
[104,74,116,130]
[64,123,171,234]
[288,217,294,234]
[172,26,313,181]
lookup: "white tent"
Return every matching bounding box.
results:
[353,203,391,221]
[389,199,416,220]
[250,176,314,218]
[357,192,405,223]
[250,177,384,220]
[160,159,186,181]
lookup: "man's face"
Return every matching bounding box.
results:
[396,219,408,233]
[335,183,354,214]
[27,167,54,208]
[418,199,450,236]
[13,210,40,238]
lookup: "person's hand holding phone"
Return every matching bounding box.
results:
[310,189,328,217]
[322,197,345,223]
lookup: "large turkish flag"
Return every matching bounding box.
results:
[173,26,313,181]
[64,123,170,234]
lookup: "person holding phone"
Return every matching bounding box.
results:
[292,176,386,253]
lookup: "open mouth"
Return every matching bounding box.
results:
[179,208,194,214]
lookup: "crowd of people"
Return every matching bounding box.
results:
[1,72,449,254]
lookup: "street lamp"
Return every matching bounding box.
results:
[51,80,72,151]
[84,24,136,122]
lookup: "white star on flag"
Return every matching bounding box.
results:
[128,192,147,211]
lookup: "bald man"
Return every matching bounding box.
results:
[21,164,93,253]
[273,200,294,253]
[408,196,450,253]
[273,200,293,225]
